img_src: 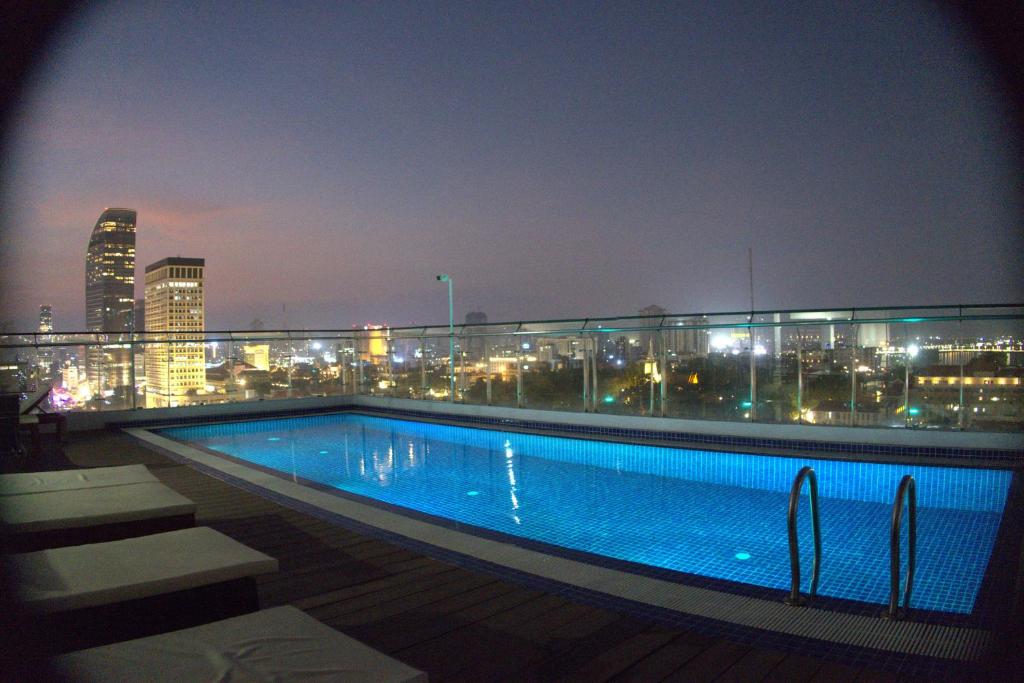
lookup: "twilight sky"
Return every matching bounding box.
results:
[1,0,1021,331]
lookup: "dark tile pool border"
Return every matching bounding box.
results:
[138,430,998,679]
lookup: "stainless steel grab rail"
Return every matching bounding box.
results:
[784,466,821,606]
[884,475,917,619]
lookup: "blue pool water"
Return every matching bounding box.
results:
[159,413,1013,614]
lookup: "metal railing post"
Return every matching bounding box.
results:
[849,320,857,425]
[485,339,492,405]
[386,337,394,397]
[357,335,364,394]
[958,360,965,429]
[130,338,137,409]
[516,352,523,408]
[884,475,917,619]
[585,344,593,413]
[796,345,803,422]
[419,337,427,398]
[659,329,667,417]
[785,466,821,606]
[459,342,466,401]
[648,339,655,415]
[749,326,757,421]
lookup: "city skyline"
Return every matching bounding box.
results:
[2,2,1022,332]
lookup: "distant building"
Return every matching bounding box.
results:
[243,344,270,371]
[357,324,389,362]
[85,208,136,397]
[144,257,206,408]
[36,304,54,380]
[38,305,53,333]
[676,315,710,356]
[465,311,488,359]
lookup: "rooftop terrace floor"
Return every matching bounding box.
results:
[7,429,1021,682]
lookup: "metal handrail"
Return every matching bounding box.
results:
[2,303,1022,347]
[884,475,917,619]
[784,466,822,606]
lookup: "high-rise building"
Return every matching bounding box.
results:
[36,305,54,381]
[38,305,53,334]
[144,257,206,408]
[85,208,136,398]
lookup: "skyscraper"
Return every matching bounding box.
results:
[144,257,206,408]
[38,305,53,333]
[37,304,54,382]
[85,208,136,399]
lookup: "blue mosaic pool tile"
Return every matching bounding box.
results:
[159,412,1012,615]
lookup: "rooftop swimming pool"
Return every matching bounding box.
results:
[159,413,1013,615]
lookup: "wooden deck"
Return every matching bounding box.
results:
[12,429,985,681]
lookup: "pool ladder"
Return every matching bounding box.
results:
[883,474,916,620]
[784,468,916,619]
[784,466,821,606]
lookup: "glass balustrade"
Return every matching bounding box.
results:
[2,304,1021,432]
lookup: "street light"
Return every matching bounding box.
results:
[436,274,455,401]
[904,343,919,427]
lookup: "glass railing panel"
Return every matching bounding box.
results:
[958,316,1024,432]
[464,333,519,408]
[386,337,421,399]
[2,306,1020,431]
[514,333,581,412]
[592,329,660,418]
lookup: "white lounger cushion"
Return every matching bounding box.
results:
[12,526,279,614]
[52,606,427,683]
[1,481,196,533]
[0,465,157,495]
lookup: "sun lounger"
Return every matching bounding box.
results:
[19,384,53,414]
[11,526,279,653]
[0,464,158,495]
[16,384,67,454]
[2,480,197,551]
[51,606,427,682]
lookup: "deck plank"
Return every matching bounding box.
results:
[607,632,714,681]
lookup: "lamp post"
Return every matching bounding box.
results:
[436,274,455,402]
[904,343,919,427]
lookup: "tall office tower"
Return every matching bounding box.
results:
[38,305,53,333]
[37,304,54,381]
[85,208,136,399]
[464,311,487,359]
[144,257,206,408]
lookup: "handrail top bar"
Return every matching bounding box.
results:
[2,303,1021,347]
